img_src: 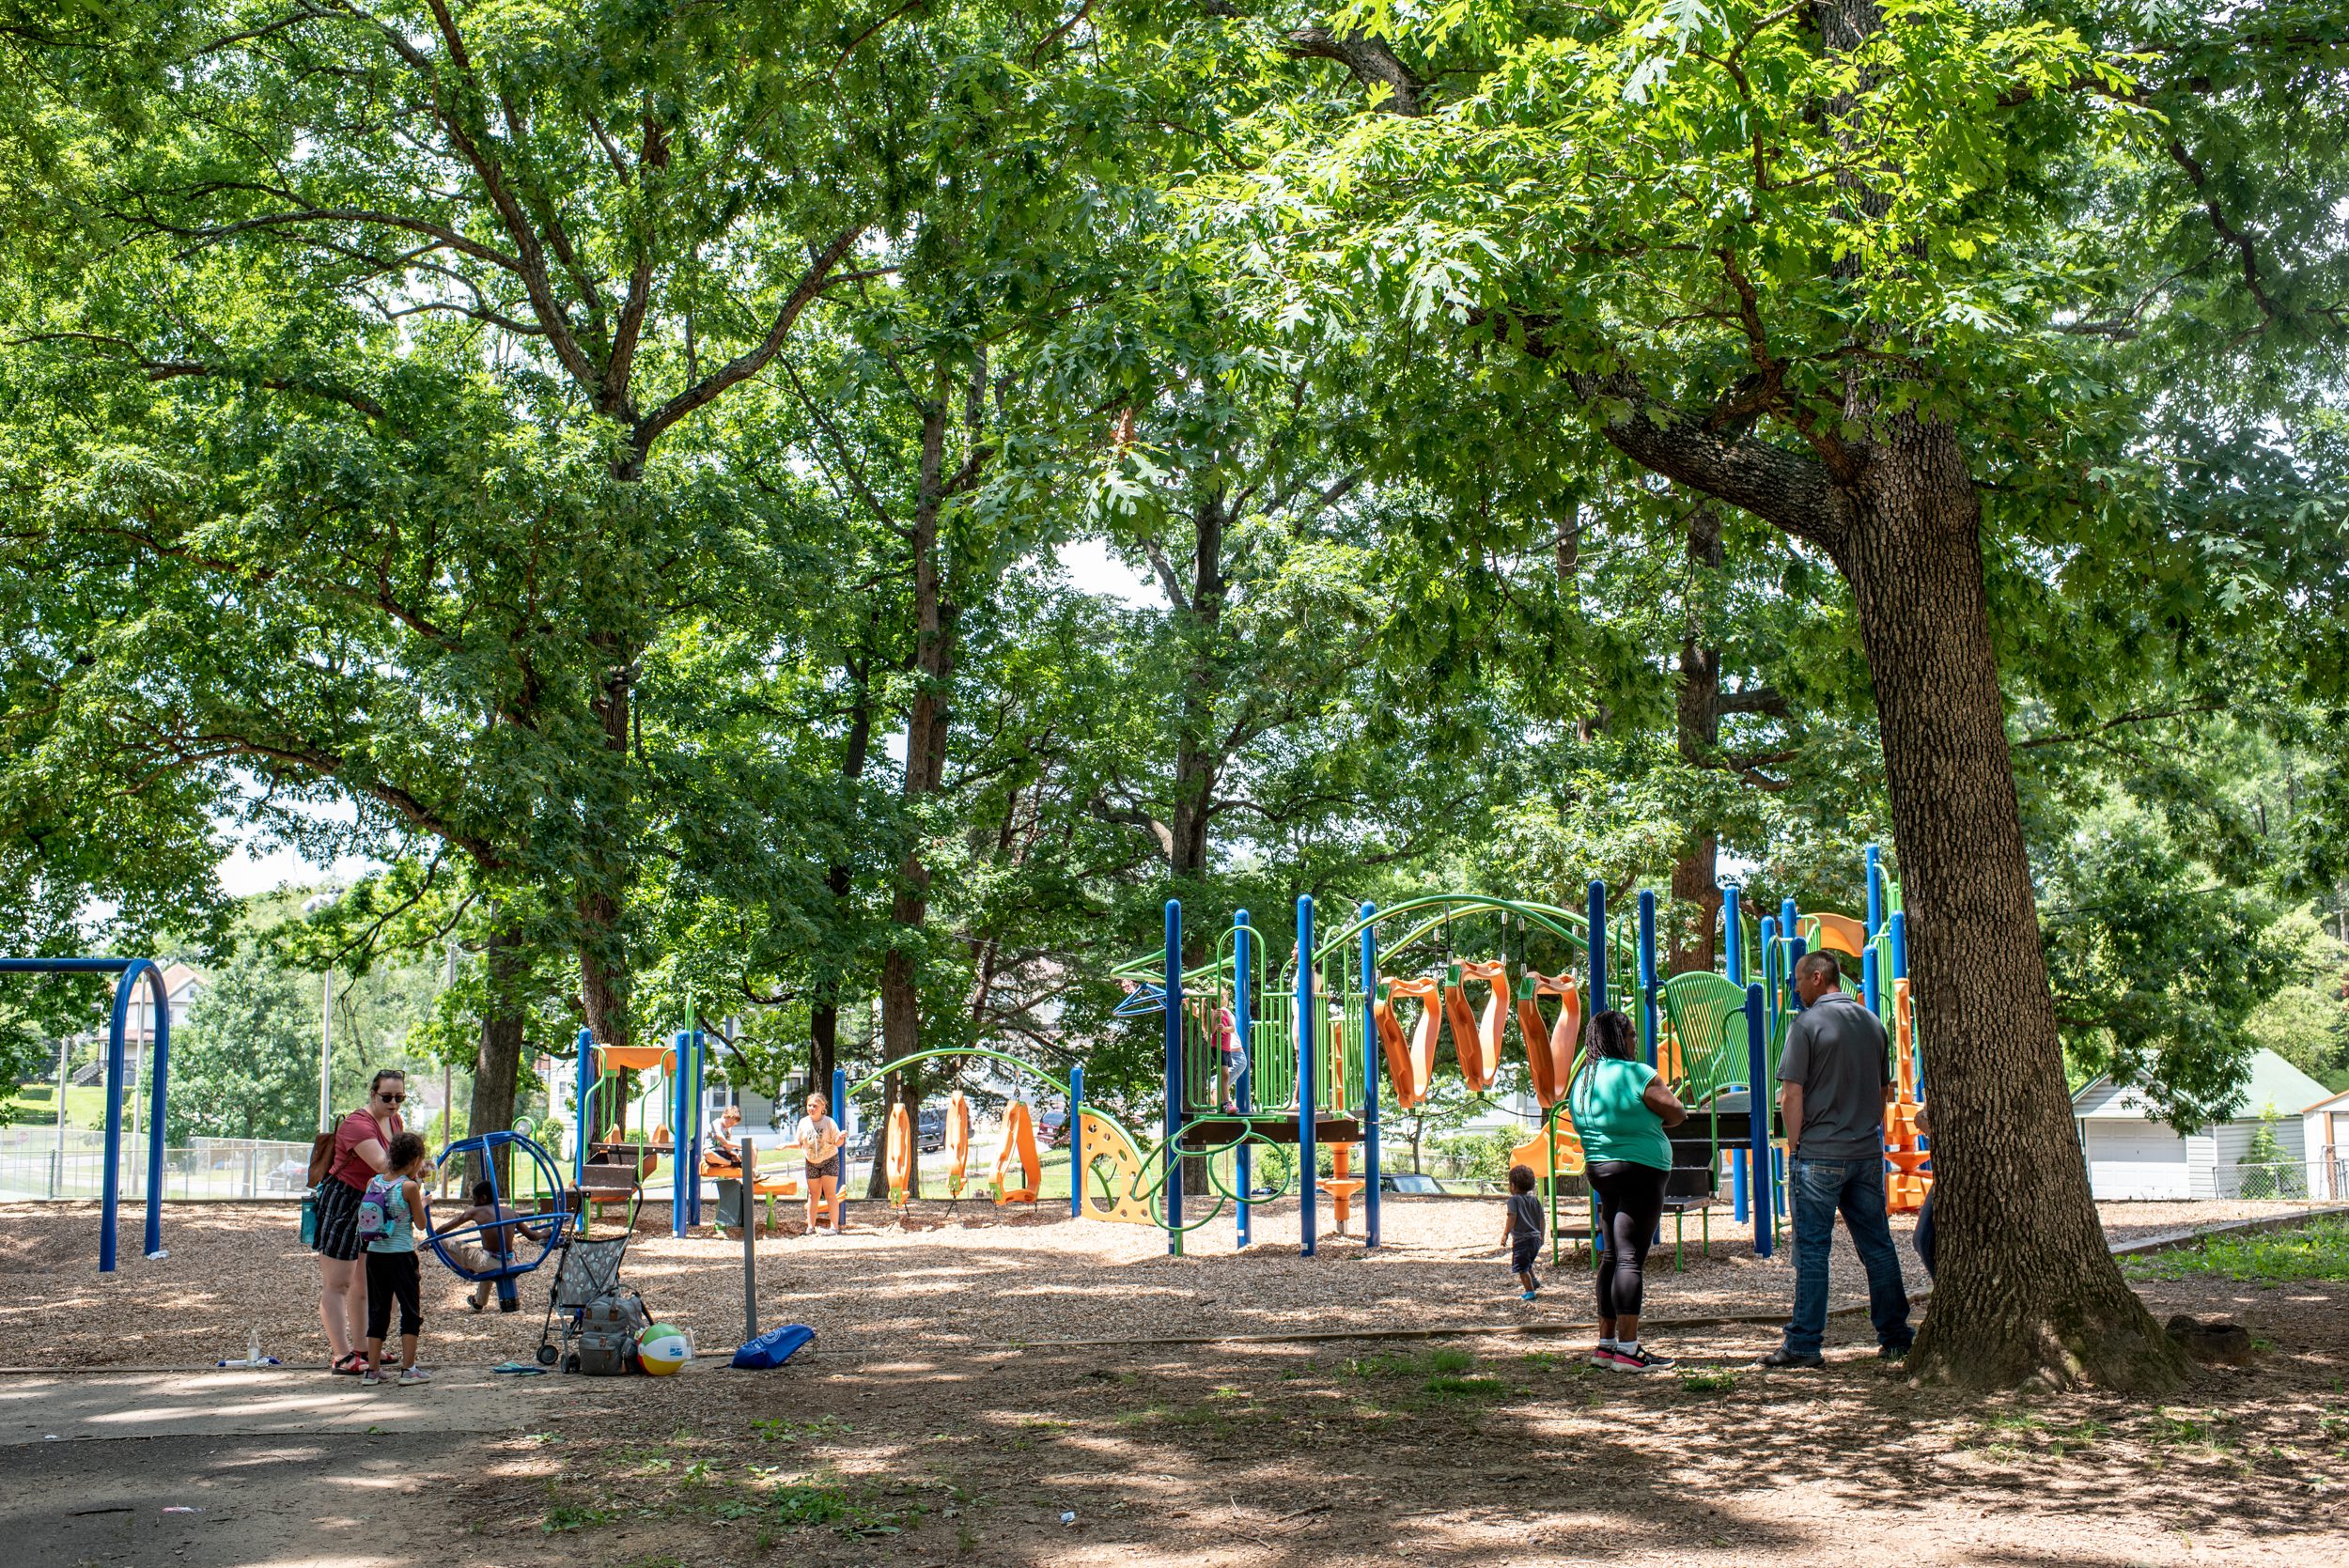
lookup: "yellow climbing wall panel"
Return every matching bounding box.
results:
[1076,1109,1156,1226]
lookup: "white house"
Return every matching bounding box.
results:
[2073,1048,2333,1200]
[2305,1086,2349,1201]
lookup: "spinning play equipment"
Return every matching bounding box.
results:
[424,1129,575,1291]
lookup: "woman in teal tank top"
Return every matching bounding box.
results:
[1568,1010,1685,1372]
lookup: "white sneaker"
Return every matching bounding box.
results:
[398,1366,433,1386]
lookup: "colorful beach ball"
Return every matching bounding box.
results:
[636,1324,692,1375]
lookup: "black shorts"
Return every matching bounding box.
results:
[806,1156,838,1182]
[312,1178,368,1262]
[1511,1234,1542,1272]
[365,1250,422,1340]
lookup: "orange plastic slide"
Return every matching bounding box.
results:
[1374,977,1442,1107]
[1515,970,1583,1107]
[946,1092,972,1198]
[1803,912,1868,957]
[994,1101,1041,1203]
[1444,960,1510,1091]
[886,1104,913,1204]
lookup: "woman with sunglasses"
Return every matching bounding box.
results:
[312,1069,409,1374]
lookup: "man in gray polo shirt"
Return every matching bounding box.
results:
[1761,949,1913,1367]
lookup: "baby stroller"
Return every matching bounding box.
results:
[534,1226,646,1371]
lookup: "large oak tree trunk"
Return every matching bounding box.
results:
[1834,416,2182,1390]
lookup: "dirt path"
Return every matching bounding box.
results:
[6,1201,2346,1565]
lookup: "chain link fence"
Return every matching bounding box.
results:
[2218,1159,2329,1202]
[0,1127,315,1202]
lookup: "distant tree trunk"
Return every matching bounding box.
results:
[1167,488,1227,879]
[466,915,528,1189]
[1835,415,2182,1390]
[808,651,875,1097]
[1670,505,1723,975]
[876,377,958,1201]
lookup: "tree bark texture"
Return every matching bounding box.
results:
[1670,505,1724,975]
[1831,416,2182,1390]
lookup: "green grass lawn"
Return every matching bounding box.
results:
[2123,1219,2349,1284]
[3,1083,112,1127]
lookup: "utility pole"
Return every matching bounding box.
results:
[303,891,343,1131]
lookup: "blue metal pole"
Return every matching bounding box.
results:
[1233,910,1252,1249]
[1164,899,1183,1257]
[1722,885,1743,986]
[573,1026,595,1190]
[1586,880,1608,1014]
[101,979,129,1274]
[1297,894,1317,1259]
[672,1031,690,1238]
[830,1065,848,1225]
[1781,895,1800,957]
[1069,1063,1085,1220]
[1866,845,1883,939]
[1360,903,1381,1251]
[1863,942,1882,1018]
[1890,908,1909,981]
[688,1030,706,1225]
[1746,982,1772,1256]
[137,965,169,1260]
[1789,937,1809,1009]
[1637,890,1659,1067]
[1732,1148,1749,1222]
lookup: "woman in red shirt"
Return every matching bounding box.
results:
[312,1070,407,1374]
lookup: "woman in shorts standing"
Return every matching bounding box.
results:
[795,1093,843,1235]
[312,1069,407,1374]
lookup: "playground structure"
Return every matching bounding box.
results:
[568,1026,711,1238]
[1090,842,1929,1261]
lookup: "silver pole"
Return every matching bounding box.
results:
[319,969,334,1133]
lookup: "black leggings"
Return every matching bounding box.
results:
[1589,1160,1670,1321]
[365,1250,422,1341]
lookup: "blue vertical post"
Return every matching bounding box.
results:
[1586,880,1608,1013]
[136,967,169,1260]
[1758,916,1779,1044]
[1360,903,1381,1250]
[1745,982,1772,1256]
[1068,1064,1085,1220]
[687,1030,706,1225]
[671,1030,691,1237]
[100,983,129,1273]
[1732,1148,1749,1221]
[572,1026,596,1189]
[1863,944,1882,1018]
[1233,910,1252,1249]
[1637,890,1659,1066]
[1865,845,1884,939]
[1163,899,1184,1257]
[1781,896,1800,973]
[1789,936,1809,1009]
[1722,885,1743,986]
[830,1065,848,1225]
[1297,894,1317,1259]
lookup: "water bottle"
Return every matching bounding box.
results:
[247,1327,262,1367]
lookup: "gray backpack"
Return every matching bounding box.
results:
[575,1293,650,1376]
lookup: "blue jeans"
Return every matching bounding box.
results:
[1913,1188,1937,1280]
[1783,1157,1912,1355]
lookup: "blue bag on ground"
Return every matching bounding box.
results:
[733,1323,816,1370]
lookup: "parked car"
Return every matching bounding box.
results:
[262,1158,310,1191]
[1036,1110,1070,1148]
[917,1107,947,1153]
[1378,1172,1445,1195]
